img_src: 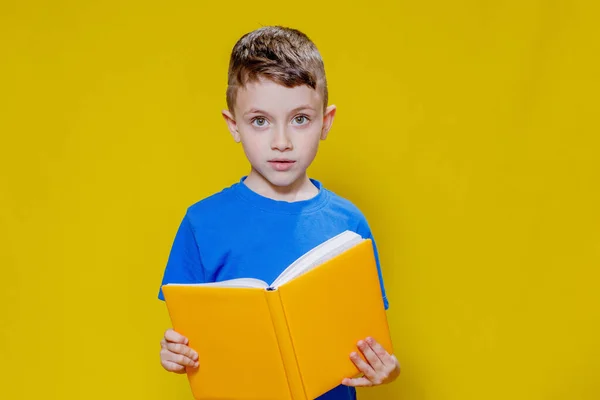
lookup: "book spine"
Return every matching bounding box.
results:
[265,290,307,400]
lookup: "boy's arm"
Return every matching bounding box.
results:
[158,212,204,373]
[346,215,398,386]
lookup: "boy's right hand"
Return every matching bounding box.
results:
[160,328,199,373]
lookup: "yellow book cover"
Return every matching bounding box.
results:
[161,231,393,400]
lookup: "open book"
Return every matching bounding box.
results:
[161,230,393,400]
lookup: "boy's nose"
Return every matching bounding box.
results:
[270,128,293,151]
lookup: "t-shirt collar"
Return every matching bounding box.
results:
[234,176,329,214]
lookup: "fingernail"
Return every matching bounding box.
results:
[193,353,198,361]
[366,337,374,344]
[350,352,357,358]
[194,362,199,368]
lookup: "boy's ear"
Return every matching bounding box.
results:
[320,105,337,140]
[221,109,241,143]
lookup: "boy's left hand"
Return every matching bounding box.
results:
[342,337,401,387]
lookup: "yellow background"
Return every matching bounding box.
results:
[1,1,599,399]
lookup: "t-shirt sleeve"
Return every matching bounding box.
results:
[157,213,205,301]
[355,217,389,310]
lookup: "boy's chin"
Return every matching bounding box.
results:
[266,175,302,188]
[261,171,305,188]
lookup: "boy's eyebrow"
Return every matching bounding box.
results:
[243,105,316,117]
[288,105,316,114]
[244,108,273,117]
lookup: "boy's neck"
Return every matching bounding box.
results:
[243,169,319,202]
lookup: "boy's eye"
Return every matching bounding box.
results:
[252,117,267,127]
[293,115,309,125]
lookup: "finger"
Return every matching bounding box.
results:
[358,340,384,370]
[166,342,198,361]
[366,337,395,366]
[161,359,186,373]
[164,329,189,344]
[342,376,372,387]
[161,348,199,368]
[391,354,402,372]
[349,352,377,382]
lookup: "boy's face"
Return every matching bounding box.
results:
[222,78,336,190]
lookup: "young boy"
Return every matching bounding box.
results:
[157,26,400,399]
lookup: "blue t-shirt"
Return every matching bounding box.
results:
[158,177,389,400]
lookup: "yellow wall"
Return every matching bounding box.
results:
[1,1,599,399]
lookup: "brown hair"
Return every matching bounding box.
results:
[226,26,328,113]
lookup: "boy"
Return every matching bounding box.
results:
[157,26,400,399]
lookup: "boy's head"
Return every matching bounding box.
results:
[225,26,328,114]
[222,26,336,193]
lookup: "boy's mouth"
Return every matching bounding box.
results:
[268,159,296,171]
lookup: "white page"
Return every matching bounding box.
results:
[270,230,364,288]
[164,278,268,289]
